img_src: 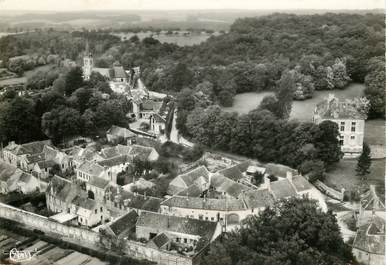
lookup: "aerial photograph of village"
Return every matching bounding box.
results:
[0,0,384,264]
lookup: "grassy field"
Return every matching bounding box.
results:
[0,64,54,87]
[364,119,385,145]
[325,159,385,195]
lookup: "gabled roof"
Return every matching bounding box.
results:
[109,187,162,212]
[218,165,244,182]
[17,140,51,156]
[88,176,110,189]
[290,175,313,193]
[98,155,128,168]
[47,175,81,204]
[270,179,297,199]
[112,66,127,79]
[243,189,275,209]
[314,95,366,120]
[178,166,210,188]
[108,210,138,237]
[149,233,170,249]
[129,145,157,161]
[37,160,57,169]
[210,173,250,198]
[353,215,385,255]
[78,161,105,177]
[176,184,204,197]
[106,125,135,138]
[162,196,247,211]
[72,195,97,210]
[360,185,385,211]
[26,153,46,164]
[136,212,218,240]
[0,161,17,182]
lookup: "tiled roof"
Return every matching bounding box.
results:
[37,160,57,169]
[270,179,297,199]
[291,175,312,192]
[178,166,210,187]
[314,95,366,120]
[218,165,244,182]
[136,212,218,240]
[129,145,156,161]
[47,175,81,204]
[162,196,247,211]
[108,210,138,236]
[353,216,385,255]
[176,184,204,197]
[17,140,51,155]
[243,189,275,209]
[110,187,162,212]
[78,161,105,177]
[18,172,33,184]
[107,125,135,138]
[88,177,110,189]
[98,155,128,168]
[0,162,17,182]
[210,173,250,198]
[150,233,170,249]
[360,186,385,211]
[26,153,46,164]
[113,66,127,79]
[72,195,96,210]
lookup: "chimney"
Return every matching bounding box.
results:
[286,171,293,183]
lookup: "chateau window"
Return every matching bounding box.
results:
[339,135,344,145]
[100,207,103,212]
[351,122,356,132]
[184,238,188,243]
[340,121,345,131]
[95,209,97,214]
[350,135,355,140]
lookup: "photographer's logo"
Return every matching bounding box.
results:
[8,248,33,263]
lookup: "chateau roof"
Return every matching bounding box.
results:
[314,95,366,120]
[136,212,218,240]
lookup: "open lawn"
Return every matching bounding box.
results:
[0,64,54,87]
[222,83,365,122]
[324,158,385,197]
[364,119,385,145]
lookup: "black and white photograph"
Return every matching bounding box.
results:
[0,0,384,264]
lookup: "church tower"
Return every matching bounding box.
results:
[83,41,93,80]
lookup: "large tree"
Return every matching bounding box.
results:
[364,57,385,118]
[64,66,84,96]
[356,143,372,179]
[314,121,343,166]
[202,198,354,265]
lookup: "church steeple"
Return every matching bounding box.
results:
[83,40,93,80]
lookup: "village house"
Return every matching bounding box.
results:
[352,215,385,265]
[98,155,130,185]
[0,161,40,194]
[101,210,139,242]
[127,145,159,162]
[209,173,252,199]
[168,166,210,195]
[105,186,162,217]
[313,94,367,157]
[32,160,56,180]
[76,160,106,182]
[46,175,109,227]
[86,176,110,202]
[43,145,72,172]
[149,113,166,136]
[106,125,136,144]
[136,211,222,248]
[67,145,104,169]
[2,140,51,169]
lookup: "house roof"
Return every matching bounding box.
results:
[150,233,170,249]
[47,175,81,204]
[218,165,244,182]
[98,155,128,168]
[110,187,162,212]
[112,66,127,79]
[72,195,97,210]
[243,189,275,209]
[108,210,138,236]
[270,179,297,199]
[26,153,46,164]
[360,185,385,211]
[291,175,313,192]
[107,125,135,138]
[0,162,17,182]
[37,160,57,169]
[353,215,385,255]
[314,95,366,120]
[176,184,204,197]
[210,173,250,198]
[78,161,105,177]
[18,140,51,155]
[88,177,110,189]
[136,212,218,240]
[162,196,248,211]
[129,145,157,161]
[18,172,33,184]
[178,166,210,188]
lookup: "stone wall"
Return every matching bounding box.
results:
[0,202,99,244]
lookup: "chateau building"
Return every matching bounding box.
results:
[313,94,367,157]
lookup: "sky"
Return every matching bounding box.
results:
[0,0,383,11]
